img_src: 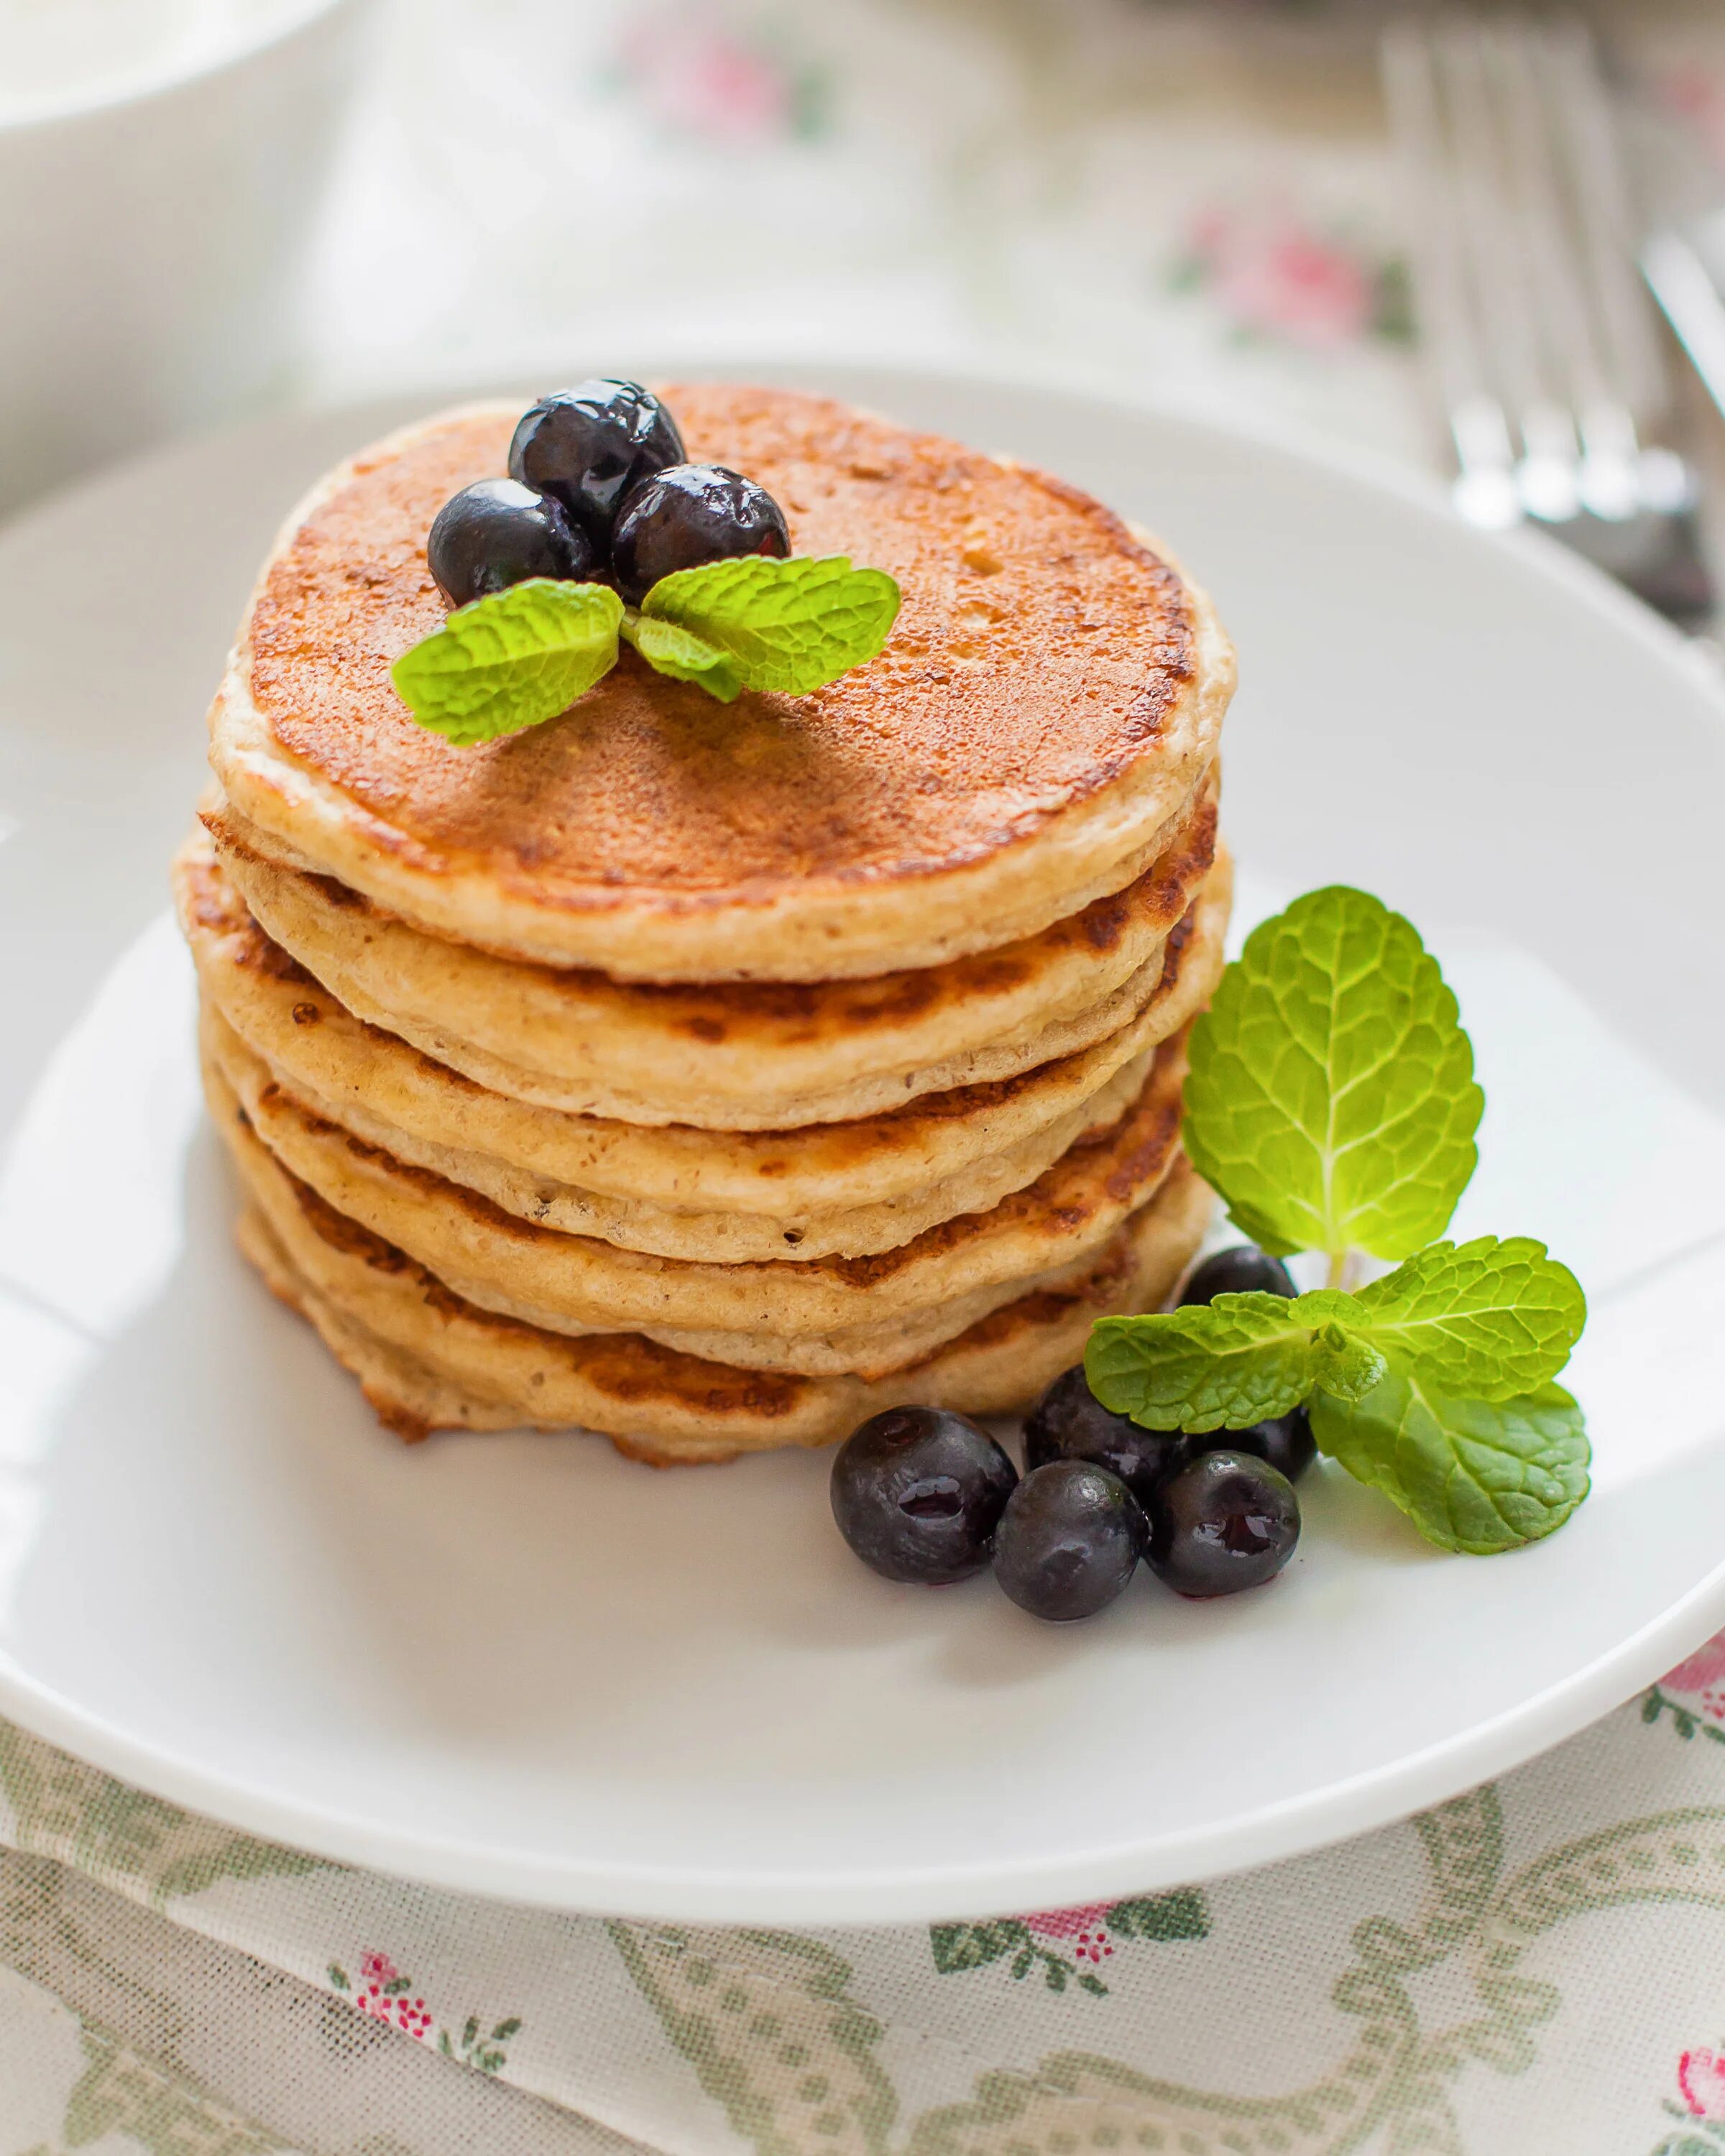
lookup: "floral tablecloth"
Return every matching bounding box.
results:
[8,2,1725,2151]
[6,1646,1725,2156]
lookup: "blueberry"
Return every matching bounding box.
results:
[1023,1365,1197,1510]
[1148,1451,1300,1598]
[508,380,686,545]
[1227,1406,1317,1483]
[994,1461,1147,1623]
[426,479,595,607]
[1180,1244,1298,1306]
[831,1406,1018,1585]
[611,464,790,606]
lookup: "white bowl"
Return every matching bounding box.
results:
[0,0,371,515]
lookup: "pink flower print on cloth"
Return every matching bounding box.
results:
[1218,226,1371,347]
[1642,1627,1725,1748]
[347,1952,433,2039]
[1024,1902,1116,1966]
[612,4,827,143]
[1662,1630,1725,1718]
[328,1953,522,2075]
[1679,2045,1725,2120]
[1169,203,1410,351]
[1660,64,1725,176]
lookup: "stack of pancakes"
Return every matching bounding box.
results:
[177,386,1236,1464]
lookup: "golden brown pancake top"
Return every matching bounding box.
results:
[244,385,1196,903]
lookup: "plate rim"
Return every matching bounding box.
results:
[0,1566,1720,1921]
[3,349,1724,1922]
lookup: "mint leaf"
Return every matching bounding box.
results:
[392,580,622,745]
[1083,1300,1384,1429]
[1325,1237,1586,1401]
[620,611,742,702]
[1182,886,1483,1261]
[1310,1368,1590,1553]
[640,554,900,696]
[1085,1294,1320,1432]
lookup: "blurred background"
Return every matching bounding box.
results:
[8,0,1725,622]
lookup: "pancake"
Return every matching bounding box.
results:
[203,766,1215,1118]
[205,1026,1189,1374]
[233,1138,1213,1462]
[198,1001,1154,1273]
[180,829,1182,1258]
[207,387,1234,982]
[203,808,1230,1129]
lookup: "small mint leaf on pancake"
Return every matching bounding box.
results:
[1314,1237,1586,1401]
[640,553,901,697]
[1310,1368,1590,1552]
[1085,1292,1321,1432]
[1183,885,1483,1261]
[620,610,742,702]
[391,579,622,744]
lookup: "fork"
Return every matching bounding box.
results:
[1381,16,1715,632]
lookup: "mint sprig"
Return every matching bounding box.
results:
[1183,886,1483,1262]
[391,580,623,745]
[1088,1236,1583,1434]
[392,554,901,740]
[1086,886,1591,1554]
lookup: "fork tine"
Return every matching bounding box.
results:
[1489,22,1607,418]
[1450,21,1590,520]
[1383,19,1522,527]
[1544,21,1668,428]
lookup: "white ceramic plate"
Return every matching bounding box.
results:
[2,359,1724,1924]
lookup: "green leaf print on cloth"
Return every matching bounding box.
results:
[1645,1690,1725,1751]
[0,1722,323,1909]
[929,1891,1208,1998]
[608,1925,898,2156]
[1648,1639,1725,1751]
[62,2027,284,2156]
[608,1785,1725,2156]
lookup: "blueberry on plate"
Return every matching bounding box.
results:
[994,1460,1147,1623]
[1180,1243,1298,1306]
[1023,1364,1196,1510]
[427,479,595,607]
[508,379,686,544]
[1227,1405,1317,1483]
[611,464,790,606]
[831,1406,1018,1585]
[1148,1450,1300,1598]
